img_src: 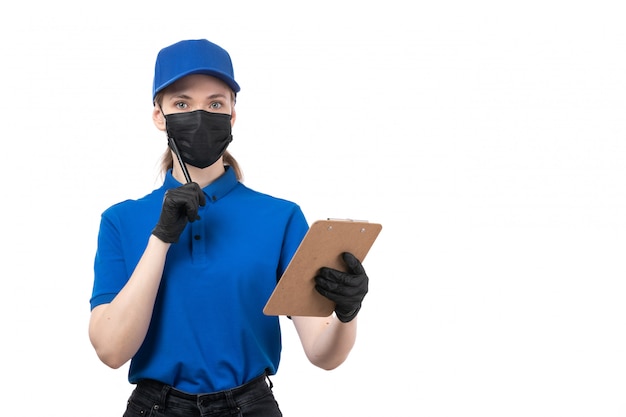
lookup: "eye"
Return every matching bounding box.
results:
[175,101,188,110]
[209,102,222,110]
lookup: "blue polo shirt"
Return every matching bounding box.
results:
[90,167,309,393]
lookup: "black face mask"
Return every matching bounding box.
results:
[164,110,233,169]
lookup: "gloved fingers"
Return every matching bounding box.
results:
[315,252,369,305]
[182,195,201,222]
[177,182,206,208]
[314,273,368,300]
[342,252,366,276]
[184,204,200,222]
[315,286,365,305]
[193,183,207,207]
[165,183,206,222]
[316,267,367,288]
[313,253,369,323]
[314,280,343,303]
[162,193,197,222]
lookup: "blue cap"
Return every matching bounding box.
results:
[152,39,240,101]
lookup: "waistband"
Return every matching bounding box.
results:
[136,373,270,402]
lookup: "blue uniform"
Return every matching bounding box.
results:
[90,167,309,393]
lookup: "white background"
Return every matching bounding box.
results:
[2,1,626,416]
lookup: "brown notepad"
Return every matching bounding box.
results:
[263,219,382,317]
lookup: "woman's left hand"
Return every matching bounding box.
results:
[314,252,369,323]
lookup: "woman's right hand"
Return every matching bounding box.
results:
[151,182,206,243]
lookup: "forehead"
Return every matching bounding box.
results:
[165,74,232,97]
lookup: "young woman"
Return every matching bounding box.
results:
[88,39,369,417]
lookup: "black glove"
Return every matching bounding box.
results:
[315,252,369,323]
[151,182,206,243]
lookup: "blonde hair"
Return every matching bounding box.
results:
[154,90,243,181]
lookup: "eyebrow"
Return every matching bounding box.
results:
[170,93,228,101]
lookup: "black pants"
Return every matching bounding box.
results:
[123,374,282,417]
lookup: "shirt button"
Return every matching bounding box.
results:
[212,195,217,202]
[194,235,201,240]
